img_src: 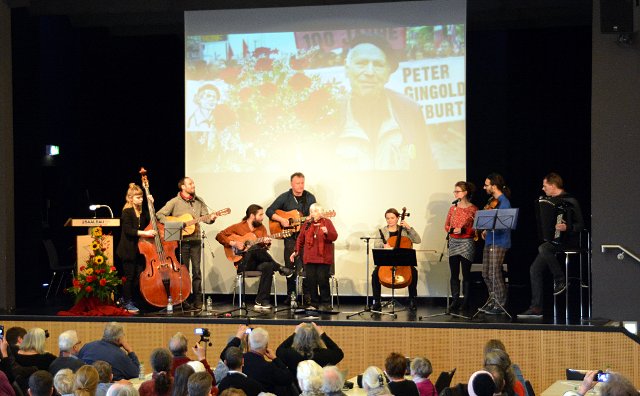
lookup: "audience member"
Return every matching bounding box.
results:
[187,372,213,396]
[297,360,324,396]
[53,368,75,396]
[16,328,56,370]
[172,364,195,396]
[106,383,140,396]
[28,370,54,396]
[217,347,263,396]
[219,389,247,396]
[0,367,15,396]
[1,335,38,385]
[78,322,140,381]
[361,366,391,396]
[321,365,347,396]
[93,360,114,396]
[484,365,506,396]
[6,326,27,355]
[483,340,528,396]
[49,330,85,374]
[74,365,100,396]
[468,371,496,396]
[168,332,215,379]
[385,352,418,396]
[483,350,524,396]
[139,348,173,396]
[276,322,344,380]
[563,371,638,396]
[410,357,436,396]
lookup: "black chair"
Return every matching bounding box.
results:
[44,239,75,299]
[566,368,587,380]
[525,380,535,396]
[439,383,468,396]
[435,368,457,394]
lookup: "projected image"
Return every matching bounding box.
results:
[185,25,465,173]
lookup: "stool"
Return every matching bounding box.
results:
[296,270,340,308]
[553,233,591,321]
[232,271,278,308]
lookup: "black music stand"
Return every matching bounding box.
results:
[160,221,197,315]
[346,236,379,319]
[370,248,417,319]
[472,209,518,320]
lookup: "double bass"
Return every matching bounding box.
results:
[378,207,413,289]
[138,167,192,307]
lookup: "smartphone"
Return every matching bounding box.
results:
[195,328,204,335]
[596,371,610,382]
[0,325,4,340]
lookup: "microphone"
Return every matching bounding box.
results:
[305,218,313,231]
[89,204,114,218]
[451,198,460,205]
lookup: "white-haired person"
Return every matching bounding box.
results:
[321,365,347,396]
[411,357,436,396]
[361,366,391,396]
[297,360,323,396]
[276,322,344,380]
[78,322,140,381]
[16,328,56,370]
[168,332,215,380]
[53,368,75,396]
[290,203,338,311]
[106,383,140,396]
[562,371,638,396]
[220,326,294,396]
[49,330,84,374]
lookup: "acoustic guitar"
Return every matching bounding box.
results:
[224,230,292,262]
[269,209,336,234]
[165,208,231,236]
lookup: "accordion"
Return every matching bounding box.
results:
[535,196,569,244]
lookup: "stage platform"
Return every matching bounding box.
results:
[1,296,639,395]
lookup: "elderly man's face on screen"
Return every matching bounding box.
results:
[346,43,391,97]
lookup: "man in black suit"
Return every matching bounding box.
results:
[217,347,263,396]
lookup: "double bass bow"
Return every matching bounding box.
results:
[378,207,413,289]
[138,167,192,307]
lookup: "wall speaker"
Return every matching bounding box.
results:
[601,0,640,33]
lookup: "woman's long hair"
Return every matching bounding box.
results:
[150,348,173,394]
[484,350,516,395]
[171,364,195,396]
[292,323,326,359]
[74,365,99,396]
[123,183,144,210]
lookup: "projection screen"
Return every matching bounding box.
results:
[184,0,466,297]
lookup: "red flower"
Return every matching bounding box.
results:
[213,104,238,130]
[79,266,86,271]
[73,279,81,287]
[289,55,310,70]
[85,286,93,293]
[86,275,95,283]
[254,57,274,72]
[121,276,127,283]
[219,66,242,85]
[110,266,116,272]
[253,47,273,57]
[259,82,277,97]
[308,88,331,106]
[288,73,312,92]
[99,278,107,286]
[239,86,256,102]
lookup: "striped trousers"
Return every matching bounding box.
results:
[482,246,508,306]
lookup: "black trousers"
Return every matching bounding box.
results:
[371,266,418,302]
[240,247,279,304]
[284,237,308,297]
[530,242,565,308]
[304,263,331,306]
[448,255,472,296]
[121,256,144,303]
[180,239,202,297]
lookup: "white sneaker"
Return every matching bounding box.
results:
[254,302,272,310]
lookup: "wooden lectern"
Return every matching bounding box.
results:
[65,218,120,273]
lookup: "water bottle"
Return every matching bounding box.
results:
[290,292,297,308]
[139,363,145,380]
[167,296,173,314]
[206,296,213,312]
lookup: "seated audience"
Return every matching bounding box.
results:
[563,370,638,396]
[410,357,436,396]
[78,322,140,381]
[28,370,54,396]
[468,371,496,396]
[217,347,263,396]
[297,360,324,396]
[361,366,391,396]
[187,372,213,396]
[106,383,140,396]
[276,322,344,380]
[483,340,528,396]
[49,330,85,374]
[93,360,114,396]
[53,368,75,396]
[219,389,247,396]
[484,365,506,396]
[139,348,173,396]
[74,365,100,396]
[321,365,347,396]
[483,350,524,396]
[16,328,56,370]
[6,327,27,356]
[0,367,15,396]
[169,332,215,380]
[2,336,37,394]
[385,352,418,396]
[172,364,195,396]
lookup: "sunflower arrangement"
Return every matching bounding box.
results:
[67,227,124,302]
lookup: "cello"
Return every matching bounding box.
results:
[138,167,192,307]
[378,207,413,289]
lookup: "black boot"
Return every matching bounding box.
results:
[460,281,471,311]
[448,278,461,311]
[448,295,461,312]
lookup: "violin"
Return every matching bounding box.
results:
[378,207,413,289]
[475,197,500,241]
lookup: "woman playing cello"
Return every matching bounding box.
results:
[372,208,421,312]
[444,181,478,312]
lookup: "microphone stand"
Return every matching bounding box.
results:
[346,236,381,319]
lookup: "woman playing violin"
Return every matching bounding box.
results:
[372,208,421,311]
[444,181,478,312]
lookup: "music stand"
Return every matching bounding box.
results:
[472,209,518,320]
[346,236,378,319]
[370,248,417,319]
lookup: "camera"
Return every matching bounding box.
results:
[0,325,4,340]
[194,328,210,337]
[44,329,50,339]
[596,371,610,382]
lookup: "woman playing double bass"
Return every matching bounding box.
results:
[371,208,421,312]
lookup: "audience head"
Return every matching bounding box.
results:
[7,326,27,346]
[483,339,507,356]
[248,327,269,352]
[74,365,99,396]
[58,330,80,355]
[384,352,407,380]
[187,371,213,396]
[468,370,496,396]
[224,346,244,371]
[53,368,75,395]
[102,322,125,344]
[484,364,506,394]
[292,323,325,358]
[21,327,47,354]
[601,372,638,396]
[28,370,54,396]
[361,366,390,394]
[106,383,140,396]
[219,389,247,396]
[92,360,112,383]
[150,348,173,394]
[169,332,189,357]
[321,365,345,394]
[172,364,195,396]
[483,350,515,390]
[410,357,433,380]
[186,360,206,373]
[297,360,323,393]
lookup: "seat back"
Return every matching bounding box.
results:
[435,368,456,394]
[566,368,586,380]
[525,380,535,396]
